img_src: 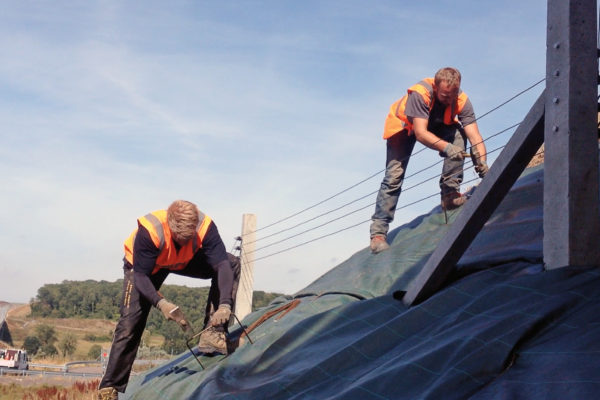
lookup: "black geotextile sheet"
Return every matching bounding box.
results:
[123,165,600,399]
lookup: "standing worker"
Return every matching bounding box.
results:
[370,67,488,253]
[98,200,240,400]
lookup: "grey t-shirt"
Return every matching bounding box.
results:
[404,90,476,133]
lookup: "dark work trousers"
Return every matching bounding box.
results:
[99,252,240,393]
[370,125,467,238]
[437,124,467,196]
[370,130,417,238]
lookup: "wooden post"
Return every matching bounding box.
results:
[544,0,600,269]
[235,214,256,321]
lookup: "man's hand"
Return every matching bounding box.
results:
[210,304,232,327]
[474,162,489,178]
[440,143,465,161]
[157,299,190,332]
[470,147,489,178]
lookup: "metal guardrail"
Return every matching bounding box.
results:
[29,363,67,371]
[64,360,102,371]
[0,367,102,378]
[28,360,101,372]
[0,367,27,376]
[1,358,163,378]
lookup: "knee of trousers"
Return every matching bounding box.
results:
[382,175,404,190]
[383,163,406,184]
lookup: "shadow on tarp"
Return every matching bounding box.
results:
[140,351,198,385]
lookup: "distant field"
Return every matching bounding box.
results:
[0,302,170,397]
[4,303,164,362]
[5,303,118,361]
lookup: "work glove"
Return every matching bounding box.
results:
[440,143,465,161]
[209,304,232,327]
[157,299,191,333]
[474,162,489,178]
[470,147,489,178]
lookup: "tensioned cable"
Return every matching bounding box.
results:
[476,78,545,121]
[252,220,368,262]
[228,238,254,307]
[243,79,543,238]
[246,128,515,250]
[229,237,241,254]
[245,78,540,258]
[243,190,378,245]
[252,173,486,262]
[248,139,510,261]
[249,144,507,256]
[243,144,444,245]
[237,261,253,305]
[243,147,432,236]
[244,122,520,247]
[236,249,256,305]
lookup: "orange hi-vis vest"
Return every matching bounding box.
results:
[382,77,469,139]
[123,210,212,275]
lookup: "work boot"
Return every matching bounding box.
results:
[198,327,228,355]
[370,235,390,253]
[441,191,466,211]
[97,387,118,400]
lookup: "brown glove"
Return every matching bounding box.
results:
[474,162,489,178]
[209,304,232,327]
[157,299,190,332]
[470,147,489,178]
[441,143,465,161]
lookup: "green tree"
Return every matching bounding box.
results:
[141,329,151,348]
[253,290,285,310]
[28,279,287,351]
[87,344,102,360]
[22,336,42,355]
[58,333,78,357]
[35,324,57,346]
[40,344,58,357]
[161,323,187,354]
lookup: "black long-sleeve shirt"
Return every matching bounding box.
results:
[131,221,233,307]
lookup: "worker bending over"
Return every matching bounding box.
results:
[98,200,239,400]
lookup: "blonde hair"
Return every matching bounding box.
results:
[434,67,461,89]
[167,200,200,241]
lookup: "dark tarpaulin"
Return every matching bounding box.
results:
[123,165,600,399]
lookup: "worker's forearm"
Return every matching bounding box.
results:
[214,259,234,306]
[413,128,448,152]
[464,123,487,161]
[472,141,486,162]
[133,271,162,306]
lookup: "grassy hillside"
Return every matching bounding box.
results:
[4,283,285,361]
[5,304,120,362]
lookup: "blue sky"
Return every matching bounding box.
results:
[0,1,547,303]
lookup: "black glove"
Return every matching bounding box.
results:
[157,299,190,332]
[440,143,465,161]
[210,304,232,327]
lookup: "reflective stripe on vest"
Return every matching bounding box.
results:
[382,77,468,139]
[143,212,166,250]
[123,210,212,275]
